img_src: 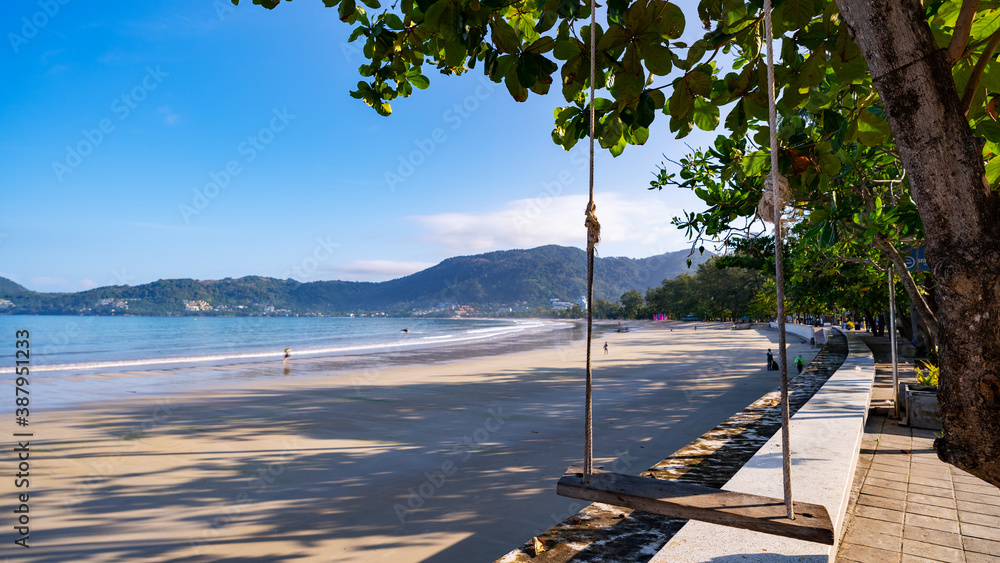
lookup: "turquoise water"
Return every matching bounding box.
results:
[0,316,552,373]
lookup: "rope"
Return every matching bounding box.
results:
[583,0,598,482]
[761,0,795,520]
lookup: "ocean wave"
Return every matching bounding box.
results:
[28,321,552,373]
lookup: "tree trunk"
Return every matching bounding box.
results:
[837,0,1000,487]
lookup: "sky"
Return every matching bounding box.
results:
[1,0,720,293]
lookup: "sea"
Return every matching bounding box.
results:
[1,315,570,411]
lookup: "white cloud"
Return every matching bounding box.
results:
[157,105,179,125]
[409,191,692,258]
[323,260,436,282]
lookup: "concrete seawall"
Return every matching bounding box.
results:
[649,329,875,562]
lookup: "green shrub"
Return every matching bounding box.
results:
[915,361,939,387]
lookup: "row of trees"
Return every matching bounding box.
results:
[594,257,769,320]
[239,0,1000,485]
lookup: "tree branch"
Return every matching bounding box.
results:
[946,0,980,65]
[961,27,1000,114]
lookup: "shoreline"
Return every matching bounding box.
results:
[12,322,819,562]
[14,318,590,414]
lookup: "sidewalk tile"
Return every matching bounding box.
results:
[900,555,948,563]
[902,538,965,562]
[956,500,1000,517]
[960,522,1000,541]
[952,481,1000,495]
[845,526,903,552]
[863,483,907,501]
[908,492,956,509]
[963,536,1000,557]
[909,483,953,498]
[871,469,911,482]
[903,525,963,549]
[905,513,960,535]
[906,502,958,520]
[872,462,910,475]
[872,453,910,468]
[909,467,951,480]
[958,511,1000,528]
[858,504,906,524]
[861,493,906,511]
[839,542,900,562]
[965,553,997,563]
[956,490,1000,506]
[869,477,910,492]
[909,474,952,488]
[852,515,904,536]
[951,473,991,485]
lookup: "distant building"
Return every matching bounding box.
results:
[578,295,588,309]
[549,298,574,311]
[183,300,213,312]
[0,298,13,309]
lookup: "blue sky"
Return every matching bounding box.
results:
[1,0,717,292]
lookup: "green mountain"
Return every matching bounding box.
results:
[0,245,709,316]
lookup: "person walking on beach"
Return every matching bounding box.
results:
[603,341,609,355]
[766,349,774,371]
[283,347,290,365]
[794,354,804,374]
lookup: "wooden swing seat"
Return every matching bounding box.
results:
[557,466,835,545]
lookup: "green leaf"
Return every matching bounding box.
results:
[637,91,656,127]
[640,42,673,76]
[691,97,720,131]
[596,25,629,50]
[856,109,891,146]
[516,53,540,87]
[742,150,769,176]
[599,112,623,149]
[686,68,712,97]
[504,66,529,101]
[491,16,521,54]
[782,0,814,28]
[658,1,685,39]
[669,78,694,119]
[797,46,826,90]
[554,38,582,60]
[612,46,644,101]
[630,125,650,145]
[987,154,1000,185]
[524,36,556,54]
[338,0,356,21]
[408,73,430,89]
[382,13,404,29]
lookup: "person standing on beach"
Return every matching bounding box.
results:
[766,349,774,371]
[794,354,804,374]
[603,341,609,355]
[283,347,290,365]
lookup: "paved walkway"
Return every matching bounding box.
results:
[837,336,1000,562]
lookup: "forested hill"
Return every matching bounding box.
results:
[0,245,709,316]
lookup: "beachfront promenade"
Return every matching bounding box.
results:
[496,329,1000,562]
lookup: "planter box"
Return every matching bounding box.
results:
[900,383,942,430]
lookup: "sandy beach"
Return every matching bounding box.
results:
[10,322,818,562]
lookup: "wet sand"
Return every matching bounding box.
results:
[12,322,819,562]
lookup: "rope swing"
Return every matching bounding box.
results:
[554,0,831,543]
[760,0,796,521]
